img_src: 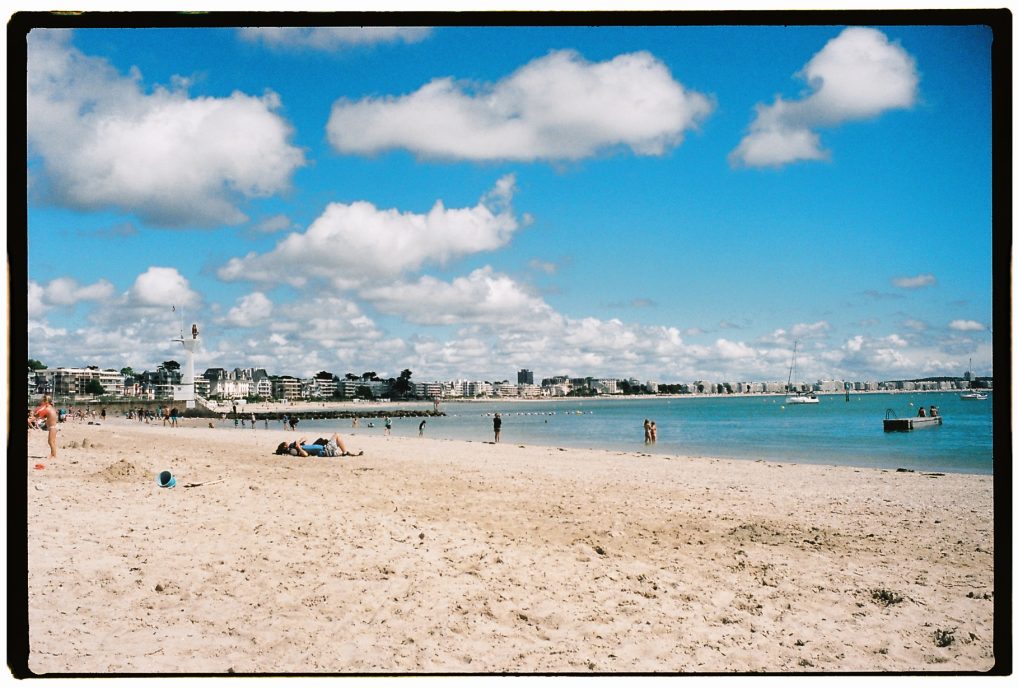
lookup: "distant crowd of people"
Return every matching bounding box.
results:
[28,403,106,427]
[128,406,181,426]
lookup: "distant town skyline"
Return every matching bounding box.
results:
[22,16,997,384]
[28,358,993,392]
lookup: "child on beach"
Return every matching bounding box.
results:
[34,396,59,460]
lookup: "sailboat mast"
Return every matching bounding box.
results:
[787,340,797,391]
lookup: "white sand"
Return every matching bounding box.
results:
[25,417,995,674]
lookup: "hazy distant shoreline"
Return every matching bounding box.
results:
[224,387,980,415]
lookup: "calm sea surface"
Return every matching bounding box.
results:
[289,392,995,475]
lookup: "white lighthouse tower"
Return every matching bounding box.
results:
[172,322,201,409]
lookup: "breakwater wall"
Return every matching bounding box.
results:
[233,409,445,421]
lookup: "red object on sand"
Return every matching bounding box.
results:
[34,463,45,470]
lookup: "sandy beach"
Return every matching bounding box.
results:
[23,416,996,674]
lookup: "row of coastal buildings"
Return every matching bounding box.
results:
[27,365,990,403]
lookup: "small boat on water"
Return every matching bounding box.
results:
[785,340,819,405]
[883,408,943,432]
[958,359,988,399]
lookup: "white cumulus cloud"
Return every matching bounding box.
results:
[29,277,116,315]
[27,29,305,227]
[218,175,523,288]
[360,267,559,327]
[730,27,918,168]
[126,267,201,310]
[252,214,295,234]
[791,320,831,337]
[892,273,937,289]
[949,319,986,332]
[238,27,431,51]
[28,268,203,369]
[223,292,274,327]
[326,49,713,161]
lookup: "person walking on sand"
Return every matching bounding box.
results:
[493,413,502,443]
[34,395,59,461]
[419,419,426,437]
[384,416,392,436]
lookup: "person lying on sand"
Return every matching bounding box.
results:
[275,433,363,458]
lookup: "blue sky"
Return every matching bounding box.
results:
[24,20,996,383]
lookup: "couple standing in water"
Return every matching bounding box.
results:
[643,418,657,444]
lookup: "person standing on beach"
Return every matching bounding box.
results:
[493,413,502,442]
[419,419,426,437]
[34,396,59,460]
[384,417,392,436]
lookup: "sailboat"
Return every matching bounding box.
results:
[959,358,988,400]
[785,340,819,404]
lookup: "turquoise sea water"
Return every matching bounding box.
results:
[292,392,995,475]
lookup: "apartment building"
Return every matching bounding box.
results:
[272,376,302,401]
[32,367,126,399]
[413,382,443,399]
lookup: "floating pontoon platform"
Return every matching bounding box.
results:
[883,416,943,432]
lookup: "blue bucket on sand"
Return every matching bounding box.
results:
[157,470,176,488]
